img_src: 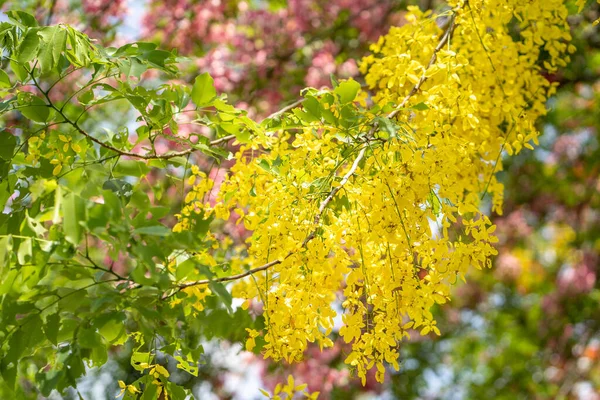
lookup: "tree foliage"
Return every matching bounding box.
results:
[0,0,597,398]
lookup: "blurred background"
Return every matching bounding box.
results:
[1,0,599,398]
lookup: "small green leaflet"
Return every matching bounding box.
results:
[191,72,216,107]
[38,26,67,74]
[334,78,361,104]
[17,29,40,63]
[0,70,11,88]
[411,102,429,111]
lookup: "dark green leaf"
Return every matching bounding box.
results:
[0,132,17,160]
[209,281,233,313]
[44,313,60,345]
[78,328,103,349]
[0,358,17,390]
[411,102,429,111]
[19,95,49,123]
[145,49,172,68]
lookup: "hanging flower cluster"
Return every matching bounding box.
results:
[176,0,574,384]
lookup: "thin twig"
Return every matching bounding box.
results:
[36,82,303,159]
[264,98,305,120]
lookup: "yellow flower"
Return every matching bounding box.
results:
[116,381,140,398]
[173,0,572,385]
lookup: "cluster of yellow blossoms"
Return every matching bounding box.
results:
[259,375,319,400]
[175,0,576,384]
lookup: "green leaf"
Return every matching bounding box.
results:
[17,237,32,264]
[428,191,442,215]
[102,179,133,201]
[141,382,159,400]
[330,73,340,88]
[113,160,151,177]
[321,108,338,125]
[303,96,321,119]
[0,358,17,390]
[36,370,63,397]
[145,49,173,68]
[191,72,216,107]
[0,235,13,273]
[175,259,196,281]
[334,78,361,104]
[0,181,11,213]
[38,26,67,74]
[374,116,398,139]
[19,95,50,123]
[62,192,86,245]
[17,29,40,64]
[6,315,43,363]
[97,315,125,344]
[175,355,199,377]
[78,328,103,349]
[209,281,233,313]
[44,313,60,345]
[0,69,11,88]
[292,108,318,123]
[77,89,94,105]
[411,102,429,111]
[129,57,147,79]
[0,132,17,160]
[167,381,189,400]
[5,10,38,28]
[131,352,151,371]
[133,225,171,237]
[10,60,29,82]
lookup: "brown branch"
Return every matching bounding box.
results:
[54,108,202,159]
[47,92,303,160]
[265,98,305,120]
[177,259,282,289]
[172,13,458,292]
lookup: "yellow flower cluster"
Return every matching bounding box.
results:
[173,165,213,233]
[117,364,169,399]
[259,375,319,400]
[577,0,600,25]
[175,0,574,385]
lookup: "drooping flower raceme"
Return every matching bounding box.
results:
[176,0,574,384]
